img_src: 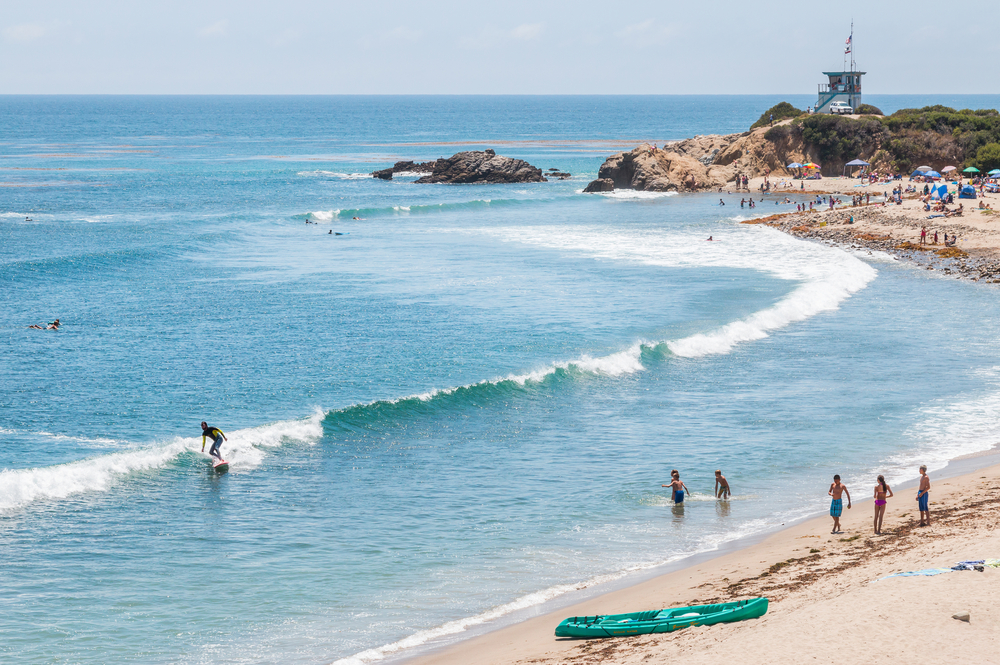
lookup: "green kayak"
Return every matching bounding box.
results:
[554,597,768,638]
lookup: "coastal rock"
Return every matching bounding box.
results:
[588,143,732,193]
[414,149,546,184]
[371,160,440,180]
[583,178,614,193]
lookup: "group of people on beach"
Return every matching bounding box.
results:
[919,226,959,246]
[661,469,730,504]
[828,465,931,535]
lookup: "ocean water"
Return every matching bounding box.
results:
[3,95,1000,664]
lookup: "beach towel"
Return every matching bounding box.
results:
[873,558,999,582]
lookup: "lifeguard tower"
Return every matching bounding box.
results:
[815,25,864,113]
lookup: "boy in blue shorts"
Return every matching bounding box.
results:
[828,474,851,534]
[917,465,931,526]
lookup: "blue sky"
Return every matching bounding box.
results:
[2,0,998,94]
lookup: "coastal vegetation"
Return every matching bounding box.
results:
[750,102,803,130]
[855,104,883,115]
[761,105,1000,173]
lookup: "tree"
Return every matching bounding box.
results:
[971,143,1000,173]
[750,102,803,130]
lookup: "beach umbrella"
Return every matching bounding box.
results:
[988,169,1000,175]
[786,162,803,168]
[915,165,933,171]
[942,166,957,173]
[963,167,981,173]
[803,162,820,168]
[924,170,941,178]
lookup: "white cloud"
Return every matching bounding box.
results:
[3,23,46,43]
[272,28,301,46]
[511,23,543,41]
[614,19,675,47]
[200,20,229,38]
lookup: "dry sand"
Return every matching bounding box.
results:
[408,458,1000,665]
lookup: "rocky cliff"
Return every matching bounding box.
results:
[583,123,817,193]
[414,149,546,184]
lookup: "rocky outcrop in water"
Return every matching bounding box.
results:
[372,160,441,180]
[582,178,614,193]
[414,149,546,184]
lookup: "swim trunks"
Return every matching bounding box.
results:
[830,498,842,517]
[918,492,929,512]
[674,490,684,504]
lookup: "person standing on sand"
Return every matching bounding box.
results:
[873,475,893,534]
[828,474,851,533]
[715,470,731,499]
[920,227,927,244]
[917,465,931,526]
[662,470,689,504]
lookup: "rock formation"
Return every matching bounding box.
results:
[372,160,440,180]
[583,124,820,193]
[582,178,614,193]
[414,149,546,184]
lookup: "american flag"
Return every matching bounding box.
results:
[846,35,852,45]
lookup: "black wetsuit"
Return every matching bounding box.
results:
[202,426,225,460]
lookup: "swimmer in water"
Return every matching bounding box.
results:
[29,318,60,330]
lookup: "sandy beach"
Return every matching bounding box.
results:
[409,455,1000,665]
[735,175,1000,280]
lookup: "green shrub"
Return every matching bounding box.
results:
[855,104,883,115]
[970,143,1000,172]
[751,102,804,130]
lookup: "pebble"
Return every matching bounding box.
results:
[952,611,971,622]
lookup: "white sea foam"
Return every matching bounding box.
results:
[0,411,324,513]
[332,512,782,665]
[297,171,370,180]
[307,210,339,221]
[0,427,126,448]
[471,224,877,358]
[581,189,679,199]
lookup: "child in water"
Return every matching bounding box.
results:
[715,470,731,499]
[663,470,689,504]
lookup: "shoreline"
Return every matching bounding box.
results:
[395,445,1000,665]
[734,175,1000,281]
[354,181,1000,665]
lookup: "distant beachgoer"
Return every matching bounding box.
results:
[329,230,333,234]
[740,198,746,208]
[933,230,938,244]
[29,318,60,330]
[662,471,688,504]
[873,475,893,534]
[917,465,931,526]
[707,236,714,241]
[719,199,725,206]
[920,227,927,244]
[828,474,851,533]
[715,470,730,499]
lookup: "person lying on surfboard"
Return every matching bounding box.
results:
[200,422,227,460]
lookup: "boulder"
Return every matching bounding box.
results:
[583,178,615,193]
[414,149,547,184]
[371,160,440,180]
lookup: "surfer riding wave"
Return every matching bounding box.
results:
[200,422,227,460]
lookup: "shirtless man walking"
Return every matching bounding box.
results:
[917,465,931,526]
[828,474,851,533]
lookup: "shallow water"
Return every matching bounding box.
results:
[3,95,1000,664]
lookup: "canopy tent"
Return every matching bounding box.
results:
[963,167,981,173]
[942,166,957,173]
[916,165,933,171]
[959,185,977,199]
[846,159,869,166]
[930,184,949,200]
[911,169,928,177]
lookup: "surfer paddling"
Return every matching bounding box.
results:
[201,422,227,460]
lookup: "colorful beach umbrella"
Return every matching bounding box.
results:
[803,162,820,169]
[963,167,981,173]
[942,166,957,172]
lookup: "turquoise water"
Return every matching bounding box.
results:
[3,95,1000,664]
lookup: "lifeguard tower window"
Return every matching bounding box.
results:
[816,71,865,114]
